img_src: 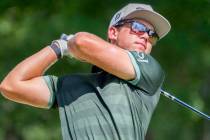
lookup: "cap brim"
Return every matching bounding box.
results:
[125,10,171,39]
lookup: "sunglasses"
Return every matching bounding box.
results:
[114,20,159,45]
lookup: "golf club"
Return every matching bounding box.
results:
[161,89,210,120]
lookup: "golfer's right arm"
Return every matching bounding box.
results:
[0,47,57,108]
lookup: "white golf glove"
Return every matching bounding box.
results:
[50,33,74,58]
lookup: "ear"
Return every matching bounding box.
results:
[107,26,119,42]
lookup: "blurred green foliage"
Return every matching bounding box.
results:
[0,0,209,140]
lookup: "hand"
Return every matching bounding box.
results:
[51,39,69,57]
[50,33,74,58]
[60,33,74,41]
[60,33,74,57]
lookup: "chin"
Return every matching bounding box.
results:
[145,51,151,54]
[135,48,145,53]
[137,50,151,54]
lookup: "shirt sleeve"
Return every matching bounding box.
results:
[43,75,58,109]
[127,51,165,95]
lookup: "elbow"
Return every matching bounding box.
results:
[0,80,15,99]
[0,83,3,96]
[0,81,6,94]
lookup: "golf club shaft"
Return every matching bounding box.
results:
[161,89,210,120]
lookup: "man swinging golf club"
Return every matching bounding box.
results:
[0,3,171,140]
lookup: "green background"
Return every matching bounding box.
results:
[0,0,209,140]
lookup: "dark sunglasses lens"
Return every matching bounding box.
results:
[131,22,147,33]
[149,37,158,45]
[149,31,159,43]
[132,22,159,44]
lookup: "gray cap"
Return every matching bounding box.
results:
[109,3,171,39]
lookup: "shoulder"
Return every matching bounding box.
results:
[127,51,165,95]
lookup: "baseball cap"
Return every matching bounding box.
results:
[109,3,171,39]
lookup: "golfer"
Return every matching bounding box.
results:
[0,3,171,140]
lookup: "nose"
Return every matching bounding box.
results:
[140,32,149,38]
[138,32,149,42]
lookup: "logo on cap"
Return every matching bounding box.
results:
[136,7,144,10]
[115,12,121,22]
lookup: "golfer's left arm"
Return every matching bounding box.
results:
[68,32,135,80]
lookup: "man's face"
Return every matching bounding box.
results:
[108,19,157,54]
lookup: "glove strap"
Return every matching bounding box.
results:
[50,41,62,59]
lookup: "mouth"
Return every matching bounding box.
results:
[134,42,146,51]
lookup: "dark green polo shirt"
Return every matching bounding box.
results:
[44,51,165,140]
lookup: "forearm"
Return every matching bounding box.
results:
[5,46,57,82]
[0,46,57,93]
